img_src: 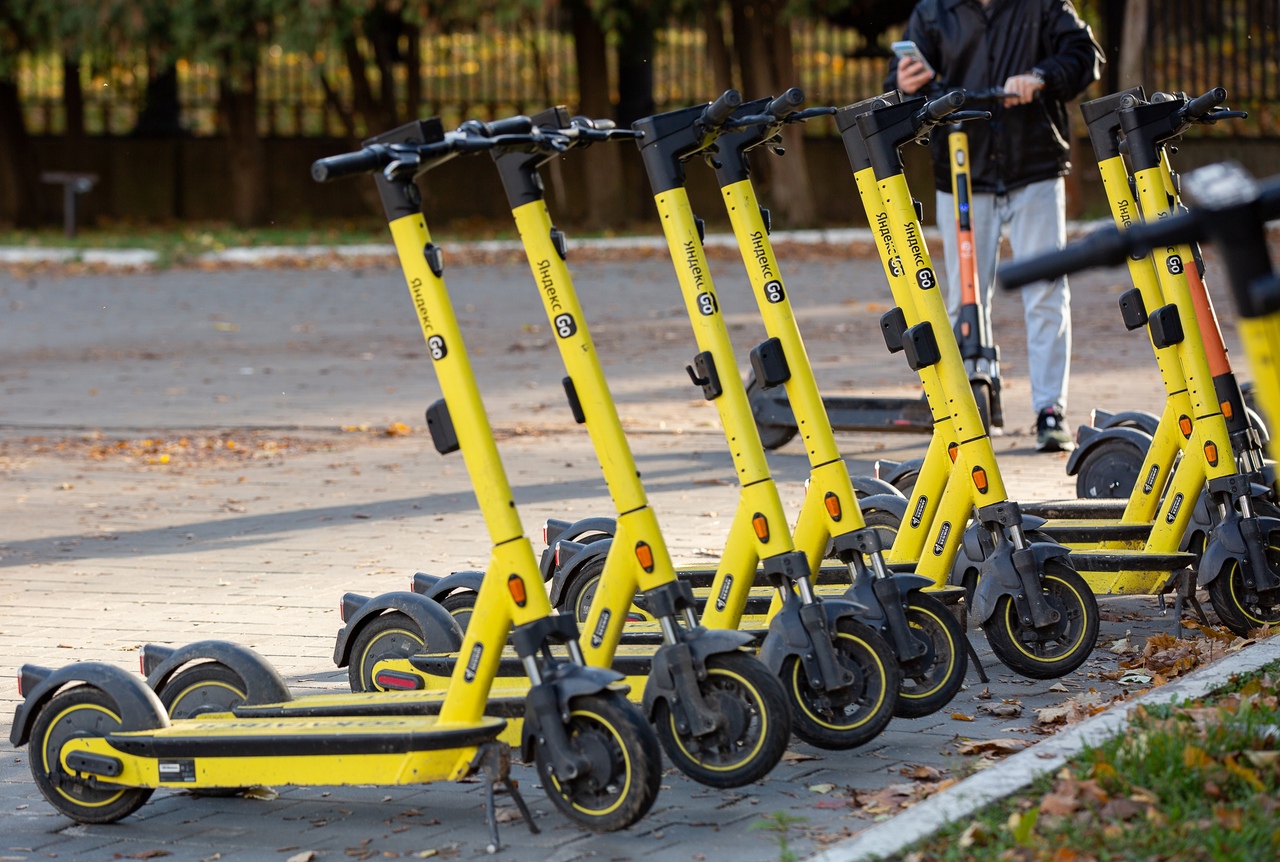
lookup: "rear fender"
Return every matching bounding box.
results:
[851,474,903,499]
[142,641,290,705]
[11,662,167,748]
[332,591,463,668]
[1094,410,1161,435]
[548,538,613,609]
[881,457,926,487]
[538,517,617,580]
[1065,425,1152,477]
[859,493,908,525]
[413,570,485,602]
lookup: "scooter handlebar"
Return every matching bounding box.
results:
[312,146,391,183]
[700,89,743,129]
[998,229,1133,289]
[767,88,805,119]
[923,90,966,121]
[1184,87,1227,121]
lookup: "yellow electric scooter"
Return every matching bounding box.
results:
[835,91,1100,679]
[9,118,662,839]
[337,108,792,788]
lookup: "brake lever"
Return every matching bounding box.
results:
[786,106,836,122]
[1199,109,1248,123]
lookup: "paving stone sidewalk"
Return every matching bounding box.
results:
[0,253,1238,861]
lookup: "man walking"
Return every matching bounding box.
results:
[887,0,1104,451]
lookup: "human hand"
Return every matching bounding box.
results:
[897,57,934,95]
[1001,74,1044,106]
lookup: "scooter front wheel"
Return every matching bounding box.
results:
[29,685,154,823]
[348,611,425,692]
[1206,537,1280,636]
[534,690,661,832]
[893,593,967,718]
[983,559,1098,679]
[654,651,790,788]
[783,619,900,750]
[1075,437,1145,499]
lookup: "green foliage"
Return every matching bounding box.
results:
[750,811,808,862]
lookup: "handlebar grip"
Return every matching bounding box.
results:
[311,147,387,182]
[1185,87,1227,119]
[700,90,743,128]
[484,115,534,137]
[767,88,805,118]
[999,229,1131,290]
[924,90,966,121]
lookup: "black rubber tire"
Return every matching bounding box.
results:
[860,505,903,550]
[653,651,791,788]
[1206,535,1280,637]
[29,685,154,823]
[971,379,992,434]
[560,556,607,624]
[893,592,968,718]
[534,689,662,832]
[157,662,246,719]
[438,592,476,632]
[889,469,920,499]
[1074,437,1146,499]
[982,559,1099,680]
[347,610,425,693]
[783,617,900,750]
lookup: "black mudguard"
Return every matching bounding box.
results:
[1198,514,1280,589]
[845,573,935,629]
[11,662,168,747]
[859,492,908,527]
[332,590,464,668]
[1093,410,1161,435]
[539,516,618,580]
[880,457,926,487]
[1182,484,1276,553]
[640,629,756,719]
[142,640,291,706]
[969,540,1072,625]
[756,598,867,676]
[852,474,903,500]
[413,570,485,602]
[548,538,613,609]
[1065,425,1152,477]
[520,664,628,764]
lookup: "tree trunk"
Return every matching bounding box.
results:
[1119,0,1148,89]
[703,0,735,94]
[730,0,770,99]
[0,78,40,228]
[405,23,421,119]
[220,69,268,227]
[615,4,656,128]
[133,62,183,137]
[63,58,84,138]
[571,0,627,227]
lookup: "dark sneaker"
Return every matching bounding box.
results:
[1036,407,1075,452]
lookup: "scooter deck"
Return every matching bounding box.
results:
[1019,499,1130,519]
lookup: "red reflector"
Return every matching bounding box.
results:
[626,614,644,622]
[554,544,561,567]
[374,671,422,691]
[16,670,23,698]
[339,599,347,622]
[507,574,528,607]
[542,523,548,545]
[139,654,146,676]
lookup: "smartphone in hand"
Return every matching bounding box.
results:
[891,40,935,78]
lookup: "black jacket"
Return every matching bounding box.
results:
[885,0,1104,194]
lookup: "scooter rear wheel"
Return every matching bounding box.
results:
[348,611,425,692]
[894,593,967,718]
[982,559,1098,679]
[1075,437,1145,499]
[158,662,247,719]
[534,689,661,832]
[783,618,900,750]
[1206,535,1280,636]
[653,651,790,788]
[438,592,476,631]
[29,685,154,823]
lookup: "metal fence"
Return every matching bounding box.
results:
[15,1,1280,138]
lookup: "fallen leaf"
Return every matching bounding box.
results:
[1039,789,1078,817]
[951,712,975,721]
[242,785,279,800]
[808,783,836,794]
[957,738,1030,756]
[287,852,317,862]
[1048,682,1069,693]
[978,700,1024,718]
[127,852,171,860]
[412,852,437,860]
[958,820,991,849]
[493,807,522,823]
[901,765,944,780]
[1245,750,1280,769]
[780,750,821,763]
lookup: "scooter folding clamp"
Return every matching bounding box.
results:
[1118,287,1149,331]
[830,527,885,557]
[425,399,461,454]
[1147,304,1185,348]
[642,579,699,619]
[879,307,909,353]
[976,501,1024,528]
[749,337,792,389]
[510,613,582,660]
[686,350,723,400]
[902,321,942,371]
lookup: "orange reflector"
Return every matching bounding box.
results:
[752,513,771,543]
[961,322,971,337]
[1221,400,1233,419]
[824,492,842,521]
[1204,441,1219,467]
[635,541,655,572]
[1179,415,1193,438]
[507,574,528,607]
[972,466,989,494]
[948,443,959,463]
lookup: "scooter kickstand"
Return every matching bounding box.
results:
[964,633,989,684]
[471,742,538,853]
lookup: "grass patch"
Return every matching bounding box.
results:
[897,661,1280,862]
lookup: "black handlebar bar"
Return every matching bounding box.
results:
[767,88,805,119]
[924,90,966,121]
[311,146,394,183]
[700,90,743,129]
[1184,87,1227,120]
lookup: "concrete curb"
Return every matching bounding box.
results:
[808,637,1280,862]
[0,221,1112,269]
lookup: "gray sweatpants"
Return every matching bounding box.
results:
[935,176,1071,415]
